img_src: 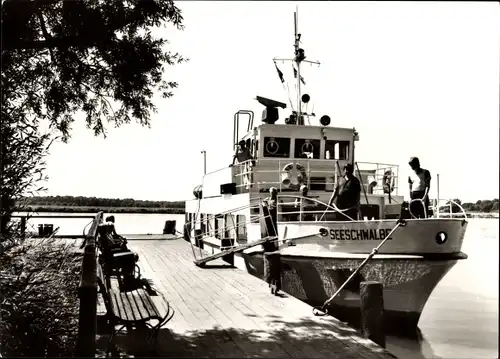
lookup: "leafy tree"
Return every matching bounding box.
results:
[1,0,186,234]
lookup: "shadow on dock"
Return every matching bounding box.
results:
[96,275,391,358]
[99,315,390,358]
[97,240,400,358]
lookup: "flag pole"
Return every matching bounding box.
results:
[272,7,320,125]
[294,8,301,126]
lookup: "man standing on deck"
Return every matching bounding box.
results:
[231,140,253,166]
[328,164,361,221]
[408,157,431,218]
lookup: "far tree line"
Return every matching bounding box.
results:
[445,199,499,213]
[18,196,499,213]
[20,196,185,209]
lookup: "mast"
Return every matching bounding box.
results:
[294,9,302,126]
[273,7,320,125]
[273,7,320,126]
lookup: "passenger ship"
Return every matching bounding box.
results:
[184,10,468,332]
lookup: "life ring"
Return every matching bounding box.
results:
[266,138,279,155]
[383,170,395,194]
[281,162,307,189]
[301,141,314,154]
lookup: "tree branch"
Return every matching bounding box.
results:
[35,9,55,62]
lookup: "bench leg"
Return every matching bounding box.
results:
[146,300,175,344]
[106,323,126,358]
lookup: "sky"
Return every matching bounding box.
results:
[43,1,500,203]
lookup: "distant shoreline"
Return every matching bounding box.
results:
[438,212,499,219]
[13,205,498,218]
[15,205,185,215]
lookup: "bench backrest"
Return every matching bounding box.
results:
[96,262,108,298]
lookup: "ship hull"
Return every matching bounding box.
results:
[196,218,467,334]
[185,194,468,334]
[232,251,461,334]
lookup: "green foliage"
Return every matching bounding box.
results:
[1,0,186,235]
[21,205,184,214]
[0,236,82,357]
[2,0,186,140]
[461,199,499,213]
[0,108,57,232]
[20,195,184,209]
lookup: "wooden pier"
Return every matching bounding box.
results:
[102,238,398,358]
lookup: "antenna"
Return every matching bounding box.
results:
[294,9,297,39]
[272,6,320,126]
[294,8,302,126]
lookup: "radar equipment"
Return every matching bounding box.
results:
[255,96,287,125]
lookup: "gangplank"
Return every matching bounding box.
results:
[193,236,277,267]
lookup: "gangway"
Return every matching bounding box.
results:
[187,196,279,267]
[194,236,278,267]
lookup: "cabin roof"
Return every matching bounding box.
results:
[258,123,355,133]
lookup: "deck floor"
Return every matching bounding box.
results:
[104,239,397,358]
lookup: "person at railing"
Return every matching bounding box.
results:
[231,140,253,166]
[230,140,254,189]
[262,187,278,240]
[408,157,431,218]
[295,185,317,221]
[328,163,361,221]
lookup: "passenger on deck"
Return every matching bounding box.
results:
[408,157,431,219]
[328,163,361,221]
[295,185,317,221]
[231,140,254,189]
[262,187,278,239]
[231,140,253,166]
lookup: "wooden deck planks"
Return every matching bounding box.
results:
[155,247,298,358]
[128,240,397,359]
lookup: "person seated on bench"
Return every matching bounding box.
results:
[100,216,128,249]
[98,216,139,279]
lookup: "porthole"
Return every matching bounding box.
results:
[436,231,448,245]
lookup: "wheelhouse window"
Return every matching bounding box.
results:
[263,137,291,158]
[294,138,321,159]
[324,140,350,160]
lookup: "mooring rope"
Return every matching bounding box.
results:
[312,218,407,316]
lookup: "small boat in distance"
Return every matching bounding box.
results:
[184,9,468,333]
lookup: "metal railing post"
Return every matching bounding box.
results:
[437,174,440,218]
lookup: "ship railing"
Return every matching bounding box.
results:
[186,197,278,258]
[429,198,468,219]
[232,159,400,196]
[276,194,356,222]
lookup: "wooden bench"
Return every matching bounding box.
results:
[96,263,174,356]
